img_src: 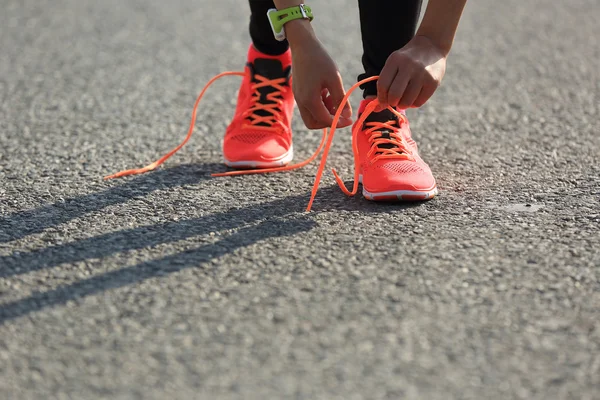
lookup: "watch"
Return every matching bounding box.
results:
[267,4,314,42]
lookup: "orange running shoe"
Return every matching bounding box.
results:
[223,45,294,169]
[355,98,438,201]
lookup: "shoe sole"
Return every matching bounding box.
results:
[223,146,294,169]
[359,175,438,202]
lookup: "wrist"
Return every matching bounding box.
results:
[284,19,318,48]
[415,0,468,57]
[413,32,452,57]
[268,3,316,45]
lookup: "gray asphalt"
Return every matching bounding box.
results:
[1,0,599,399]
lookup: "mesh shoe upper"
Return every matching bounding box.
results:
[354,99,436,193]
[223,45,294,165]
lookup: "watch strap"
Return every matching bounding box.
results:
[267,4,314,42]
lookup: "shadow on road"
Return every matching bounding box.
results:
[0,163,223,244]
[0,213,315,323]
[0,164,424,323]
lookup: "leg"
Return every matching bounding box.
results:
[352,0,436,202]
[357,0,423,97]
[248,0,289,55]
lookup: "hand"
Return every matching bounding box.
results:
[376,35,447,111]
[286,21,353,129]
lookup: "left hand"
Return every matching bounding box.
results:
[376,35,447,111]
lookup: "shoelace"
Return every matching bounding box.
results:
[243,74,288,131]
[306,76,414,211]
[103,73,407,212]
[104,71,327,180]
[364,119,412,162]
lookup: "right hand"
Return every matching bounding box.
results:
[286,20,353,129]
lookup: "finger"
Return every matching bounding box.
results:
[386,73,410,109]
[397,79,423,110]
[309,93,336,127]
[300,98,333,130]
[298,104,323,130]
[323,92,352,119]
[326,74,352,119]
[377,64,398,109]
[412,83,437,108]
[322,89,335,115]
[336,116,354,128]
[342,100,352,119]
[302,100,352,129]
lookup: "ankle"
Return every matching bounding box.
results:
[252,43,290,57]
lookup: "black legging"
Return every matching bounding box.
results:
[248,0,423,97]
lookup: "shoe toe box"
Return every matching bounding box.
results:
[363,160,436,192]
[224,131,291,162]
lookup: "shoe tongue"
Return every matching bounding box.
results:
[364,108,398,124]
[251,58,290,81]
[364,108,400,151]
[247,58,291,127]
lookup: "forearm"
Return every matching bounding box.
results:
[416,0,468,56]
[272,0,304,9]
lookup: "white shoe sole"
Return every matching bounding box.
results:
[224,146,294,169]
[358,174,438,201]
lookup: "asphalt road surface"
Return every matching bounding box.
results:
[1,0,599,399]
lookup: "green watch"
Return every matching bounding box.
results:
[267,4,314,42]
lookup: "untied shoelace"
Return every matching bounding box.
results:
[104,73,409,211]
